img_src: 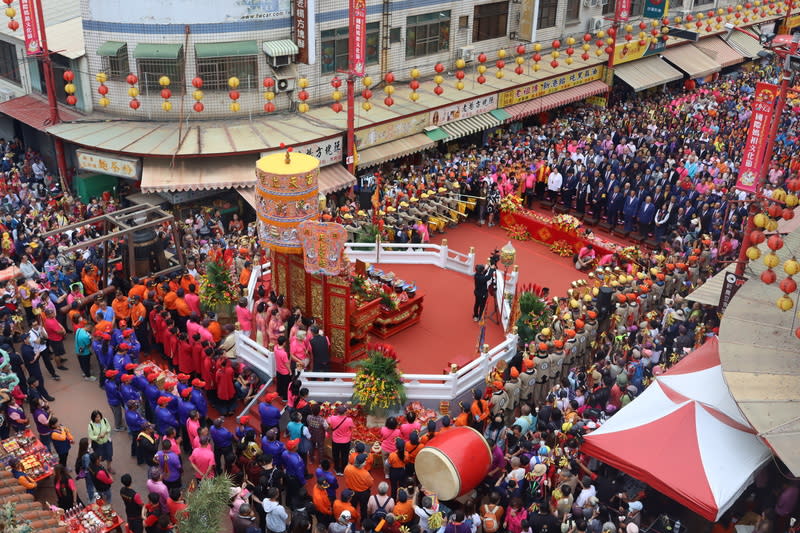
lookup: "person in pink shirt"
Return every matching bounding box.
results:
[274,336,291,400]
[235,298,252,336]
[184,284,201,316]
[186,316,201,339]
[399,412,421,440]
[268,308,283,346]
[290,330,310,370]
[326,405,355,475]
[379,417,401,478]
[189,435,216,479]
[186,410,201,449]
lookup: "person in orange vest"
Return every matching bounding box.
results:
[469,388,490,431]
[129,295,149,352]
[173,289,191,328]
[112,290,130,322]
[82,265,100,296]
[238,261,252,292]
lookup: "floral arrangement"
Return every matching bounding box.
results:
[378,288,400,310]
[550,240,574,257]
[553,213,582,233]
[499,194,523,213]
[514,286,553,346]
[0,503,32,533]
[405,401,438,425]
[349,343,406,412]
[619,245,644,264]
[506,223,531,241]
[198,257,237,310]
[351,275,383,305]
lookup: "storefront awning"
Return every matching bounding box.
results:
[489,108,512,123]
[141,155,258,192]
[439,112,501,141]
[504,80,609,121]
[661,44,722,79]
[96,41,126,57]
[319,164,356,195]
[357,133,436,168]
[424,127,448,142]
[693,37,745,68]
[237,187,256,210]
[195,40,259,59]
[685,264,734,306]
[724,31,766,59]
[134,43,183,60]
[614,56,684,91]
[262,40,299,57]
[0,94,82,130]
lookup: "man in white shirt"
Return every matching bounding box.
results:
[547,168,563,203]
[575,476,597,507]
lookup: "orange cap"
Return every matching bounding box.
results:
[510,367,520,378]
[564,329,576,338]
[553,339,564,349]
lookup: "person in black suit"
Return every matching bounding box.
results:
[309,325,331,372]
[576,176,592,215]
[607,185,624,228]
[472,264,496,322]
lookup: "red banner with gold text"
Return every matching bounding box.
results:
[19,0,42,56]
[736,82,779,193]
[348,0,366,75]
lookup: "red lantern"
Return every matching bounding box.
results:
[583,33,592,41]
[331,102,343,113]
[796,326,800,339]
[192,77,203,88]
[735,12,742,18]
[297,90,308,101]
[625,33,633,41]
[651,29,659,36]
[552,39,561,49]
[516,44,526,54]
[229,90,241,100]
[596,39,604,47]
[263,77,275,88]
[264,102,276,112]
[639,21,647,30]
[608,27,617,37]
[98,85,108,95]
[455,70,465,80]
[66,95,77,105]
[639,39,647,46]
[434,63,445,73]
[707,10,714,17]
[362,89,372,99]
[384,96,394,106]
[160,88,171,100]
[477,75,486,84]
[533,53,542,62]
[7,20,18,31]
[550,60,559,68]
[728,6,734,12]
[686,14,694,21]
[129,99,140,109]
[581,52,590,60]
[783,208,795,221]
[514,66,524,75]
[409,80,420,90]
[696,21,703,28]
[496,60,505,69]
[331,77,342,88]
[477,53,487,63]
[566,47,574,55]
[761,269,777,284]
[1,0,12,5]
[662,17,670,25]
[126,74,138,85]
[768,235,784,251]
[716,16,722,22]
[750,230,766,244]
[706,25,713,32]
[605,46,614,55]
[63,70,75,82]
[434,85,443,95]
[384,72,395,84]
[193,102,204,112]
[780,277,798,294]
[768,203,782,217]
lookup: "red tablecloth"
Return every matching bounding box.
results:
[500,210,616,257]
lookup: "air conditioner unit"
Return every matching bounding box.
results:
[457,46,475,62]
[0,88,15,102]
[589,16,605,31]
[268,54,292,68]
[276,77,296,93]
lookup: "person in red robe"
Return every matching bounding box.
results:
[214,357,236,416]
[165,327,179,370]
[177,333,194,375]
[201,349,217,391]
[190,335,204,377]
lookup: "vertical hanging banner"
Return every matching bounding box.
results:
[348,0,366,75]
[643,0,667,19]
[718,272,747,313]
[615,0,632,21]
[736,82,779,193]
[294,0,316,64]
[18,0,42,56]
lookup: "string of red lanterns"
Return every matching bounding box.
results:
[192,77,204,113]
[63,70,77,106]
[330,77,343,113]
[126,74,140,110]
[263,77,276,113]
[96,72,109,108]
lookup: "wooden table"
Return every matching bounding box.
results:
[370,291,425,339]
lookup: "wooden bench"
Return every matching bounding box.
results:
[554,204,570,214]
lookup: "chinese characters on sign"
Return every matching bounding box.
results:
[719,272,747,314]
[297,220,348,276]
[294,0,316,64]
[18,0,41,56]
[736,82,778,193]
[76,149,141,180]
[429,95,498,126]
[261,137,343,167]
[497,66,604,108]
[615,0,631,21]
[348,0,366,75]
[643,0,667,19]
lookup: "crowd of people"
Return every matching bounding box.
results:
[0,54,797,533]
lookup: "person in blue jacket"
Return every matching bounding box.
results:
[124,399,147,462]
[112,344,133,372]
[103,369,125,431]
[154,396,178,436]
[92,333,114,388]
[282,439,307,508]
[177,388,196,454]
[142,373,161,420]
[189,379,208,421]
[316,459,339,503]
[120,329,141,361]
[119,373,141,406]
[261,428,286,469]
[210,417,234,476]
[176,373,191,396]
[130,367,149,392]
[258,391,282,435]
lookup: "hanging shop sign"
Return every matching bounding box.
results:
[348,0,367,75]
[261,137,343,167]
[643,0,668,19]
[355,114,429,147]
[76,149,141,180]
[498,65,604,108]
[294,0,315,64]
[429,94,497,127]
[735,82,779,194]
[613,37,666,65]
[19,0,41,56]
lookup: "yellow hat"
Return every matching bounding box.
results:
[399,201,409,208]
[378,210,385,215]
[540,327,551,337]
[343,213,353,219]
[421,193,429,199]
[387,206,396,212]
[438,187,447,193]
[410,197,418,203]
[357,210,367,216]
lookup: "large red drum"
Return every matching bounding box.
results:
[414,426,492,500]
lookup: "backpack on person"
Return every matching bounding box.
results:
[371,495,390,521]
[481,504,500,533]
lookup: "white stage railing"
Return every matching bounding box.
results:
[344,240,476,275]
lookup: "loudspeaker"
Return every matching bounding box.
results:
[597,286,614,320]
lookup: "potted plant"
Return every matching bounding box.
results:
[348,343,406,417]
[175,474,233,533]
[199,257,237,322]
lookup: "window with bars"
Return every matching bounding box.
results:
[321,22,380,74]
[406,11,451,58]
[473,2,509,42]
[630,0,645,16]
[196,56,258,90]
[604,0,616,15]
[566,0,581,21]
[0,41,20,84]
[101,45,129,80]
[138,57,185,94]
[538,0,558,29]
[694,0,714,5]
